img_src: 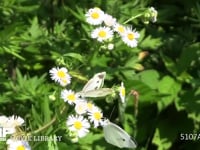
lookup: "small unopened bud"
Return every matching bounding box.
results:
[71,136,79,143]
[138,51,149,60]
[133,63,144,71]
[107,43,114,50]
[149,7,158,23]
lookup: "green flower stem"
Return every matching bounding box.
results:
[27,105,66,136]
[123,13,143,24]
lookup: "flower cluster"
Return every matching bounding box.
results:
[143,7,158,24]
[49,67,126,141]
[0,115,31,150]
[85,7,140,48]
[0,115,24,129]
[49,67,106,140]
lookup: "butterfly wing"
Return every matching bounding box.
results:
[82,72,106,92]
[103,122,137,148]
[79,88,113,98]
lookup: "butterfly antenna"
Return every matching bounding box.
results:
[109,106,116,120]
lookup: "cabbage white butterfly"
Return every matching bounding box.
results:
[103,120,137,148]
[82,72,106,92]
[78,72,113,98]
[80,88,114,98]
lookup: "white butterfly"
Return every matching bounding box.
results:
[103,120,137,149]
[78,72,113,98]
[82,72,106,92]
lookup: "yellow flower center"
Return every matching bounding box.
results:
[91,12,99,19]
[127,33,135,40]
[61,78,68,84]
[67,94,75,101]
[17,145,25,150]
[121,88,125,96]
[98,30,107,38]
[118,26,125,33]
[74,121,82,130]
[94,112,102,120]
[76,104,85,113]
[87,102,93,110]
[57,70,66,78]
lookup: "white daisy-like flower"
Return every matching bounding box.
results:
[59,78,71,87]
[103,14,117,27]
[0,116,15,136]
[61,89,79,105]
[0,115,25,137]
[113,23,126,36]
[88,106,104,128]
[0,115,24,128]
[86,101,96,112]
[91,26,113,42]
[66,115,90,138]
[0,115,8,126]
[7,139,31,150]
[75,101,88,115]
[122,27,140,48]
[49,67,71,86]
[85,7,105,25]
[119,82,126,103]
[7,115,25,127]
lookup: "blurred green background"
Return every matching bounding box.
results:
[0,0,200,149]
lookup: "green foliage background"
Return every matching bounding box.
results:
[0,0,200,149]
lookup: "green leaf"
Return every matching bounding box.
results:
[79,132,103,145]
[152,128,173,150]
[134,70,160,90]
[175,88,200,122]
[13,5,39,12]
[152,111,193,150]
[161,53,177,76]
[124,56,138,68]
[63,53,85,63]
[140,35,162,49]
[90,53,111,67]
[177,43,200,74]
[28,17,44,39]
[157,76,181,112]
[125,80,159,103]
[31,105,43,126]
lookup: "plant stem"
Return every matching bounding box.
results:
[123,14,143,24]
[27,105,66,136]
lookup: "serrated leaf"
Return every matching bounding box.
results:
[175,88,200,122]
[161,53,177,76]
[91,53,111,67]
[152,111,193,150]
[177,43,200,74]
[124,56,138,68]
[125,80,159,103]
[157,76,181,111]
[140,35,162,49]
[135,70,160,90]
[152,128,172,150]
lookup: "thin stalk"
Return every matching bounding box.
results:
[27,105,66,136]
[123,14,143,24]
